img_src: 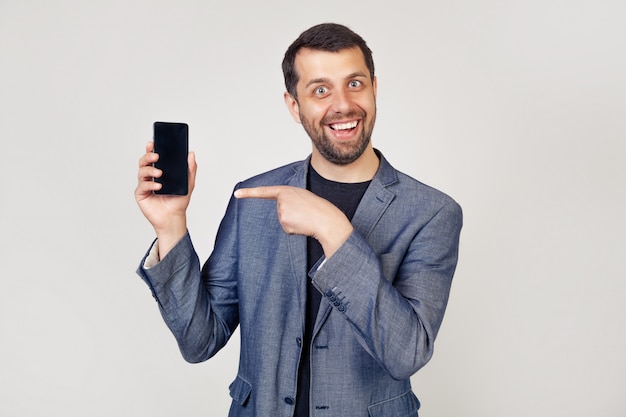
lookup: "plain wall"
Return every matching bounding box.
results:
[1,1,624,416]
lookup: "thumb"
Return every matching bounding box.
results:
[187,151,197,194]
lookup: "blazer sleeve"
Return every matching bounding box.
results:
[311,199,463,380]
[136,195,240,363]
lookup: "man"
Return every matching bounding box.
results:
[135,23,462,417]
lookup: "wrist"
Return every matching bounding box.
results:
[318,221,353,259]
[154,215,187,258]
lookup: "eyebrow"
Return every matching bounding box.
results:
[305,71,369,89]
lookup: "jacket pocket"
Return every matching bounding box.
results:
[368,390,420,417]
[228,375,252,407]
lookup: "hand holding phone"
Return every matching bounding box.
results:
[153,121,189,195]
[135,131,195,259]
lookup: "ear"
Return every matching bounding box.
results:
[372,75,378,98]
[284,92,302,124]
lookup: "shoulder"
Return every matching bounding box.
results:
[378,152,462,217]
[398,171,459,207]
[398,170,463,228]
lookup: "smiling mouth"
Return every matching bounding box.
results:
[329,120,359,131]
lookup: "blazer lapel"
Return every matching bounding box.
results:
[351,152,399,239]
[312,152,398,336]
[351,180,395,240]
[285,160,310,329]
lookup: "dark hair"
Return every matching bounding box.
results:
[282,23,375,99]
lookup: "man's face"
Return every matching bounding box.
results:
[285,47,377,166]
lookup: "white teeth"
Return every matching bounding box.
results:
[331,121,358,130]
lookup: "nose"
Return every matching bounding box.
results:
[331,88,351,113]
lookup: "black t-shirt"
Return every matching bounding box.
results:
[295,165,371,416]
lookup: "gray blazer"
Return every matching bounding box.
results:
[138,151,462,416]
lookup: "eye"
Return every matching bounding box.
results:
[348,80,362,88]
[314,86,328,95]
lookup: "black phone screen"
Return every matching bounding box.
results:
[153,121,188,195]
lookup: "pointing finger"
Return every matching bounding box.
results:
[234,186,284,200]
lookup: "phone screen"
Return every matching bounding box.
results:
[153,121,188,195]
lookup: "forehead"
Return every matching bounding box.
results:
[294,47,369,85]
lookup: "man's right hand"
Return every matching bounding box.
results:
[135,141,197,259]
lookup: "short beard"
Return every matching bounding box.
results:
[301,110,375,166]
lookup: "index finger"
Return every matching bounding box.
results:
[234,186,285,200]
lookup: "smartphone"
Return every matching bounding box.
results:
[153,121,189,195]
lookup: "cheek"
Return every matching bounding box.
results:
[362,99,377,118]
[300,105,326,123]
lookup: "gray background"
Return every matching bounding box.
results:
[1,0,624,416]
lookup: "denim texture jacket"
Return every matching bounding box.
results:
[137,151,463,417]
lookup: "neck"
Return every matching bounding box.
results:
[310,146,379,183]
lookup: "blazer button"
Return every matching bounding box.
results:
[338,305,346,312]
[284,396,295,405]
[325,290,334,297]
